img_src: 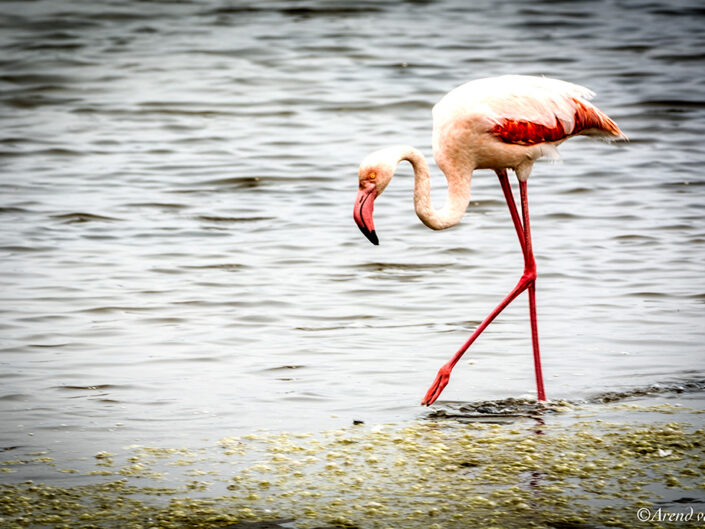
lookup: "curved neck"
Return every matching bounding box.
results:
[394,145,473,230]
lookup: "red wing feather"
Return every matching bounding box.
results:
[491,98,622,146]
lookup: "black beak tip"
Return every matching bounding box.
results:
[368,230,379,246]
[358,225,379,246]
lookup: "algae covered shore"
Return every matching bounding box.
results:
[2,397,705,529]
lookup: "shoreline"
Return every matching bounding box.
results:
[2,395,704,528]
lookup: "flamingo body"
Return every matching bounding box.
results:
[431,75,624,180]
[353,75,625,405]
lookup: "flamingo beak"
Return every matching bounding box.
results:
[353,184,379,245]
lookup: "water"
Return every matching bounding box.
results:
[1,0,705,511]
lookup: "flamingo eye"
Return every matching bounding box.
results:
[369,172,377,180]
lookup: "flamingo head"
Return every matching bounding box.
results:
[354,153,395,246]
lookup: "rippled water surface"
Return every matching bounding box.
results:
[1,0,705,484]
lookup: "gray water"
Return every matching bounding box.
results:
[1,0,704,468]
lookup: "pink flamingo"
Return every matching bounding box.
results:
[353,75,625,405]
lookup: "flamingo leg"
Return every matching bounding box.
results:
[497,169,526,255]
[421,172,546,405]
[520,180,546,402]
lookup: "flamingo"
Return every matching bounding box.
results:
[353,75,626,406]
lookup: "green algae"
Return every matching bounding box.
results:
[1,406,705,528]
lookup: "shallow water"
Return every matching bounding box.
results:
[1,0,705,514]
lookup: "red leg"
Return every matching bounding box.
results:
[497,169,526,255]
[520,181,546,402]
[421,174,546,405]
[528,284,545,401]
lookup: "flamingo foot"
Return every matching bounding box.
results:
[421,364,452,406]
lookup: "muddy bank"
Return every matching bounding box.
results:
[2,399,704,529]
